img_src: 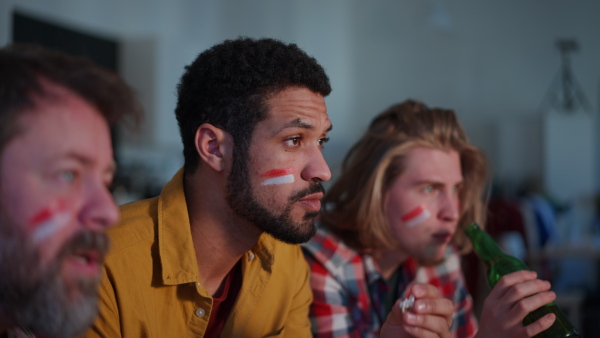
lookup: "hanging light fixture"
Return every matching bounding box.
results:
[539,39,592,114]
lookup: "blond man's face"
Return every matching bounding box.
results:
[383,146,463,265]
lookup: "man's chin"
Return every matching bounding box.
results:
[414,246,447,266]
[8,275,101,338]
[265,220,317,245]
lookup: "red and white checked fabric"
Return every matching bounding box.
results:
[302,227,478,338]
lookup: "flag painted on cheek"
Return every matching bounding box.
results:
[29,201,71,243]
[260,167,295,186]
[401,205,431,227]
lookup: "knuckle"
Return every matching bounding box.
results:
[513,282,528,295]
[497,275,511,287]
[515,299,529,313]
[415,313,426,325]
[420,283,438,296]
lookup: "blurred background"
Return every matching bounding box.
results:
[2,0,600,334]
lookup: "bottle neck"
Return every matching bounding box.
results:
[464,223,506,263]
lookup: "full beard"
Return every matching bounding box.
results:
[0,218,109,338]
[225,147,323,244]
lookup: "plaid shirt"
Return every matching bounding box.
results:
[302,227,478,338]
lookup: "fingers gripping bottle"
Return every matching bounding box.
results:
[465,223,580,338]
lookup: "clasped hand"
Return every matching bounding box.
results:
[380,283,453,338]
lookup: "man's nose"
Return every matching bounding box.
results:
[300,147,331,183]
[438,191,459,222]
[80,181,120,230]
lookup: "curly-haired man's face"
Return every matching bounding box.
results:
[226,87,331,244]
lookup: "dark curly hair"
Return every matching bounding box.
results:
[175,37,331,173]
[0,43,143,154]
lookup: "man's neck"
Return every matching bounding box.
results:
[184,172,261,295]
[376,249,409,280]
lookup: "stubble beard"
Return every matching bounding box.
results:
[0,213,108,338]
[225,147,323,244]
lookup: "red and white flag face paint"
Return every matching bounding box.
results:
[29,200,72,243]
[260,167,295,186]
[401,205,431,228]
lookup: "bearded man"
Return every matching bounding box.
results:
[86,37,334,338]
[0,44,141,338]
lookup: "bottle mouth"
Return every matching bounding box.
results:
[464,222,479,235]
[466,222,478,229]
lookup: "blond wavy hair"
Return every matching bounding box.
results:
[321,100,489,254]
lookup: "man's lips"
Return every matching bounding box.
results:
[298,192,324,211]
[65,249,104,276]
[432,231,453,243]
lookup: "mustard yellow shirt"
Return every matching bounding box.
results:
[85,168,312,337]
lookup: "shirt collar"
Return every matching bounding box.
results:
[250,233,276,272]
[158,168,200,285]
[302,227,360,270]
[157,168,277,285]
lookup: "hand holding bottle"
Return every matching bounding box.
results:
[475,270,557,338]
[466,222,580,337]
[380,283,453,338]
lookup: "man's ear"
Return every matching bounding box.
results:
[194,123,232,172]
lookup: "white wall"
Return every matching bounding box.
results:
[2,0,600,197]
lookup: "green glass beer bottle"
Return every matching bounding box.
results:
[464,222,580,338]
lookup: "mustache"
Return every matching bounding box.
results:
[57,230,110,261]
[289,182,325,203]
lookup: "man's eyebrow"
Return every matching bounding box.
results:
[276,118,333,134]
[414,179,463,186]
[65,152,93,166]
[65,152,116,177]
[278,118,314,132]
[414,180,441,186]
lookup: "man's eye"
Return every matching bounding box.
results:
[318,137,330,148]
[61,171,76,182]
[423,186,434,193]
[286,137,301,147]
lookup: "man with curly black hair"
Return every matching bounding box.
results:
[86,37,333,337]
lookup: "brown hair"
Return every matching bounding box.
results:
[0,43,143,154]
[321,99,488,254]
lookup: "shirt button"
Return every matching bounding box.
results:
[195,308,205,318]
